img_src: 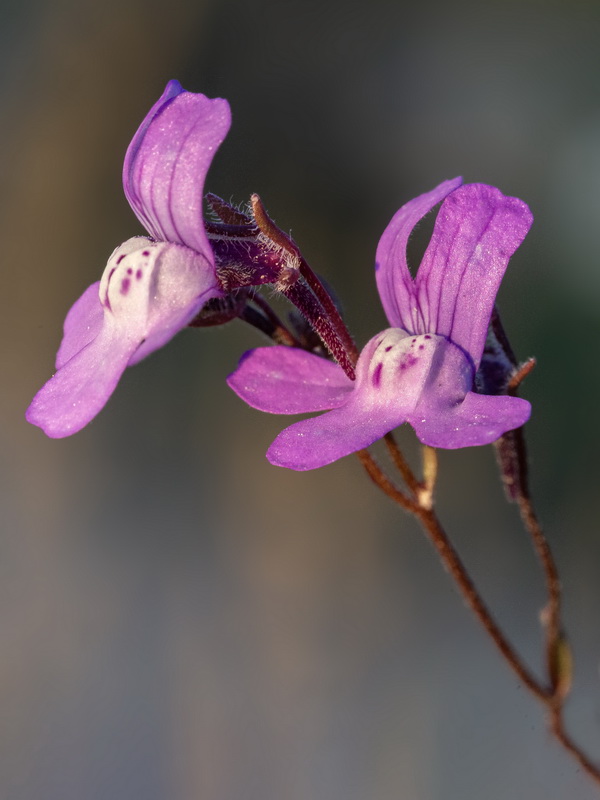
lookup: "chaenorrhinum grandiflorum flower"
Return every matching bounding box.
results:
[26,80,231,437]
[227,178,533,471]
[26,81,295,439]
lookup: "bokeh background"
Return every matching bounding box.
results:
[4,0,600,797]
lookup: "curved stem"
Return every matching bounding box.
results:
[413,504,549,700]
[357,449,417,514]
[550,710,600,783]
[250,294,303,347]
[383,433,421,498]
[517,490,562,691]
[357,445,600,786]
[239,302,300,347]
[497,419,563,695]
[357,447,546,698]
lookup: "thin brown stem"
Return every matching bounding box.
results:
[249,295,302,347]
[498,415,562,696]
[358,448,547,699]
[413,504,549,700]
[357,449,417,514]
[383,433,421,497]
[357,446,600,788]
[550,709,600,784]
[517,491,562,692]
[239,304,300,347]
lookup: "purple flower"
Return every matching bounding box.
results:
[27,80,231,437]
[227,178,533,470]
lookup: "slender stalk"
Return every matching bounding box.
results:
[383,433,421,498]
[250,294,303,347]
[517,489,562,692]
[357,444,600,786]
[550,711,600,783]
[357,449,547,698]
[239,303,300,347]
[412,504,549,700]
[500,358,562,694]
[360,440,546,696]
[357,449,417,514]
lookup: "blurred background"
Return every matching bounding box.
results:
[3,0,600,797]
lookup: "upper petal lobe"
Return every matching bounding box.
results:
[123,80,231,258]
[375,177,462,332]
[415,183,532,368]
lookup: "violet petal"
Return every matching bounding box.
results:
[266,404,401,470]
[410,391,531,449]
[114,239,222,365]
[26,320,140,438]
[98,237,221,367]
[27,238,221,437]
[123,80,231,259]
[227,346,353,413]
[416,183,533,368]
[375,177,462,331]
[264,329,443,470]
[55,281,103,369]
[407,337,531,447]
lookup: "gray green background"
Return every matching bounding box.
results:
[4,0,600,797]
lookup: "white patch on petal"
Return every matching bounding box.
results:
[100,236,159,322]
[98,236,221,365]
[355,328,444,414]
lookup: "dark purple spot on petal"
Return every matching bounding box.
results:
[419,344,425,350]
[372,362,383,387]
[108,267,116,281]
[142,250,150,257]
[385,345,393,352]
[116,254,126,264]
[120,278,131,295]
[399,355,420,372]
[127,267,133,275]
[136,269,143,280]
[424,334,431,340]
[411,338,417,343]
